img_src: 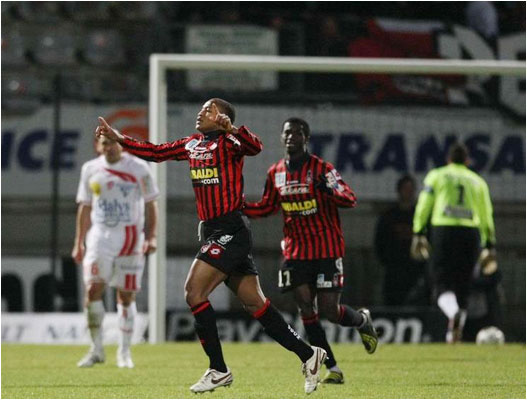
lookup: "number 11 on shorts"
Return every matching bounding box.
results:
[278,269,291,288]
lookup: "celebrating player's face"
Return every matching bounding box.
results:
[281,122,307,155]
[97,137,122,163]
[196,100,219,133]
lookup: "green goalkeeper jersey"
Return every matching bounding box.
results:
[413,163,496,247]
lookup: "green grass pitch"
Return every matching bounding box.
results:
[2,343,525,398]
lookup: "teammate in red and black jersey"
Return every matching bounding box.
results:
[95,100,327,394]
[244,117,378,384]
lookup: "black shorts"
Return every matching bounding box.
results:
[278,258,344,293]
[196,211,258,277]
[430,225,480,308]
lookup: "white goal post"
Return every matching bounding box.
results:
[148,54,525,344]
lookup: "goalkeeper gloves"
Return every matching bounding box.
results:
[410,234,431,261]
[479,247,497,275]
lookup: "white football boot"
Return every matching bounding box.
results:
[77,348,105,368]
[190,368,233,393]
[117,348,134,368]
[302,346,327,394]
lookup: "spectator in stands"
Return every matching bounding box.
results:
[375,174,429,306]
[306,15,350,92]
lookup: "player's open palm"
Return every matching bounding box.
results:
[95,117,123,141]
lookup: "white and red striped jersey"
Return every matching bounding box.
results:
[76,152,159,231]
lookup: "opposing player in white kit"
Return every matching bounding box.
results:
[72,136,159,368]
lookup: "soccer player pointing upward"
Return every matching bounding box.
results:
[95,99,327,394]
[244,118,378,384]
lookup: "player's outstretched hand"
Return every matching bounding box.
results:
[95,116,124,142]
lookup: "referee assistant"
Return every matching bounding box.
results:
[411,142,496,343]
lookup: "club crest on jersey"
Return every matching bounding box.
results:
[306,170,313,184]
[107,181,114,190]
[275,172,286,188]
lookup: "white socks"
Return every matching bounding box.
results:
[437,291,459,320]
[86,300,105,353]
[117,302,136,353]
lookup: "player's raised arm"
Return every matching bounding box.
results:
[95,117,125,142]
[95,116,189,163]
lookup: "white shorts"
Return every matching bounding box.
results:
[83,225,145,291]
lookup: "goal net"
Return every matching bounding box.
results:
[147,54,525,343]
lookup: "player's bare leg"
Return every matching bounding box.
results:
[318,291,378,354]
[185,259,233,393]
[294,285,343,384]
[228,275,326,394]
[78,280,106,367]
[116,290,136,368]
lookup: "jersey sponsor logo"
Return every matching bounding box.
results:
[189,152,213,160]
[96,198,131,227]
[279,184,310,196]
[443,205,473,220]
[190,167,220,185]
[275,172,286,188]
[281,199,318,215]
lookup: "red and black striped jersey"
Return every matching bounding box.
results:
[244,154,357,260]
[120,126,263,221]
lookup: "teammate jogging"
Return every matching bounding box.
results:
[244,117,378,384]
[73,135,159,368]
[95,99,327,394]
[411,142,496,343]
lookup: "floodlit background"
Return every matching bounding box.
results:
[2,1,525,344]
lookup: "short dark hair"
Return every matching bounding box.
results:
[282,117,310,138]
[210,98,235,123]
[448,142,468,164]
[396,174,416,193]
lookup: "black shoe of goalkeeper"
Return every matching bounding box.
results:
[358,308,378,354]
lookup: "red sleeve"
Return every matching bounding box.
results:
[321,162,357,208]
[226,125,263,156]
[243,169,281,218]
[120,135,190,162]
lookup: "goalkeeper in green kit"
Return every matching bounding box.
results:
[411,142,496,343]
